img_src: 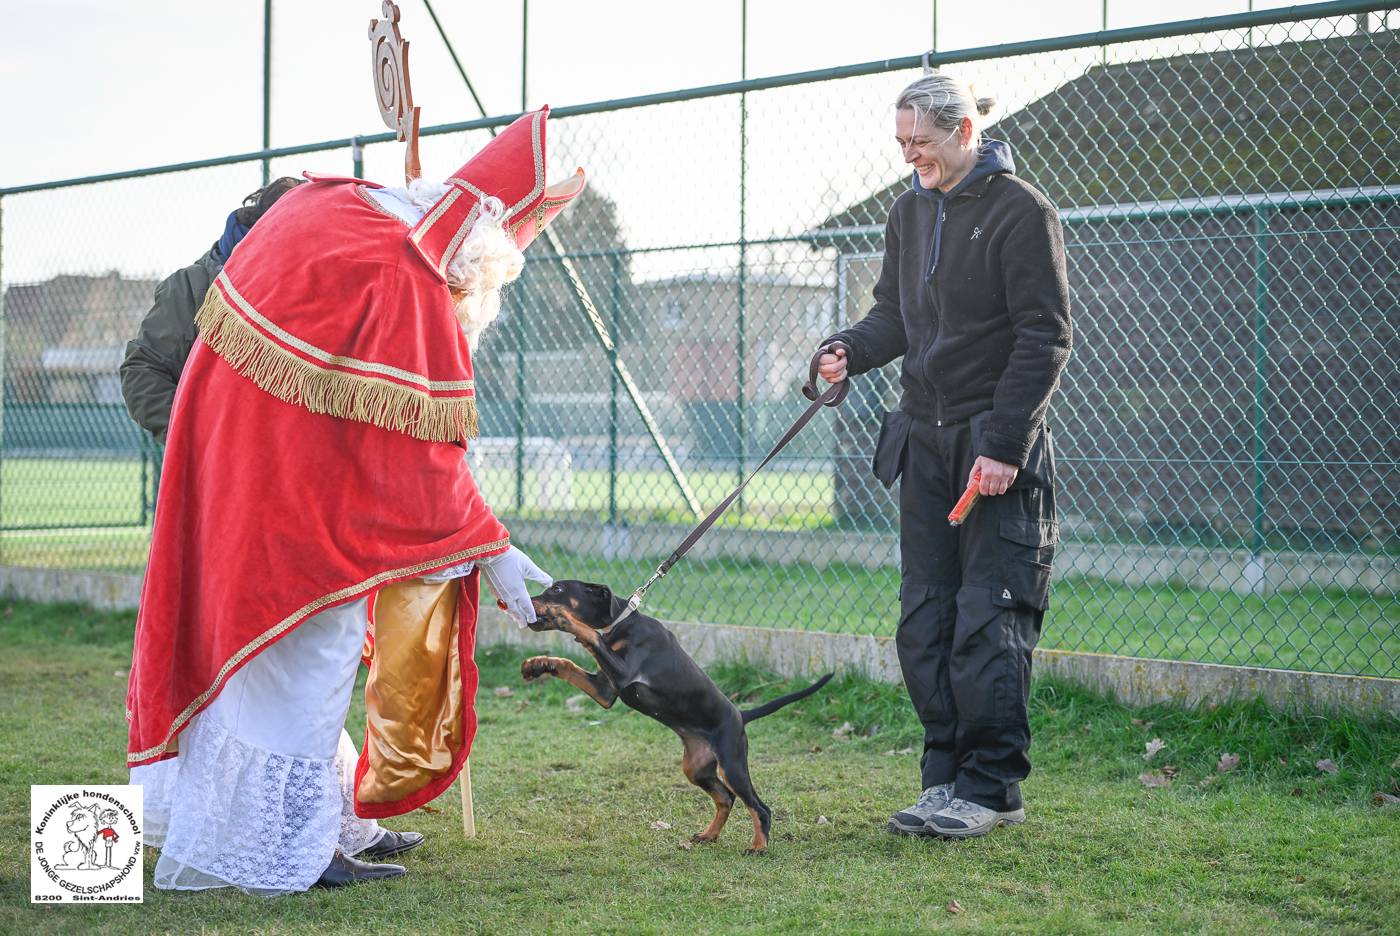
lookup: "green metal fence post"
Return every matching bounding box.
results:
[514,302,526,513]
[515,0,528,514]
[609,254,621,525]
[1101,0,1109,64]
[736,0,748,513]
[1251,205,1273,555]
[351,135,363,178]
[0,194,6,560]
[262,0,272,186]
[139,448,149,527]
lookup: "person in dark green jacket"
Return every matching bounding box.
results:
[120,177,302,441]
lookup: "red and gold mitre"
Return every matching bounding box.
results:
[408,106,586,282]
[188,106,584,446]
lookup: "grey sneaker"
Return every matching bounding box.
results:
[925,797,1026,838]
[887,784,954,836]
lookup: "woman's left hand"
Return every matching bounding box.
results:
[970,456,1018,496]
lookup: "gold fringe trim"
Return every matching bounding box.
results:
[127,536,510,765]
[195,287,478,443]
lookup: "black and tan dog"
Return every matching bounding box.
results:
[521,580,833,854]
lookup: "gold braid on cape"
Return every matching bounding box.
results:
[194,286,479,443]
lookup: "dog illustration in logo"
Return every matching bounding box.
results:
[54,804,102,870]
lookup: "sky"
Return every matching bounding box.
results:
[1,0,1311,282]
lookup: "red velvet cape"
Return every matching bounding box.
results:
[125,180,509,777]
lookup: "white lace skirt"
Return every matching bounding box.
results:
[132,597,383,895]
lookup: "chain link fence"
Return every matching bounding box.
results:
[2,4,1395,677]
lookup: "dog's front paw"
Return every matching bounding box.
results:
[742,846,768,857]
[521,656,559,682]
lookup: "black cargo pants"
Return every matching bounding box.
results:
[873,409,1058,812]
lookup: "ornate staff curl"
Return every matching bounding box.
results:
[369,1,422,183]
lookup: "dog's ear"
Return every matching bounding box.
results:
[584,583,612,602]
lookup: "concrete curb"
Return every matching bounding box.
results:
[4,565,1395,715]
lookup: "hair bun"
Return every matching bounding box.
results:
[974,95,996,117]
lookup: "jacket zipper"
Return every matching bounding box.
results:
[923,198,948,426]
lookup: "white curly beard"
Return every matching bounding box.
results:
[367,179,526,351]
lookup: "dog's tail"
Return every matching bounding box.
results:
[740,673,834,724]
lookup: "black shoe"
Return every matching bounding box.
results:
[313,851,407,888]
[358,829,425,861]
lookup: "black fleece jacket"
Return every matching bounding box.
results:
[828,140,1072,468]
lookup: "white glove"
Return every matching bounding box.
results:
[478,545,553,627]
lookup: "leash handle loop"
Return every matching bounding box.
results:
[802,341,851,407]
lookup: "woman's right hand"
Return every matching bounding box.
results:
[817,346,848,384]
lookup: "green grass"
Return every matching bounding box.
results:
[523,546,1400,678]
[1,458,1395,676]
[1,458,155,529]
[0,535,1392,677]
[0,600,1397,934]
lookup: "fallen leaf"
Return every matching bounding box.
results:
[809,745,823,754]
[1143,738,1166,761]
[1315,758,1339,775]
[1391,755,1400,770]
[882,747,914,757]
[1293,874,1305,884]
[1139,770,1173,789]
[1161,765,1180,780]
[1217,752,1240,773]
[1130,717,1144,727]
[1370,792,1400,808]
[565,694,587,714]
[1206,858,1223,869]
[866,724,881,737]
[1290,787,1305,797]
[817,815,831,825]
[650,820,672,831]
[832,721,855,741]
[493,686,514,698]
[678,840,693,850]
[417,805,441,814]
[1278,757,1288,766]
[946,900,964,915]
[113,669,128,679]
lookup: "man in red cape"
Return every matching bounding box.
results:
[127,107,585,893]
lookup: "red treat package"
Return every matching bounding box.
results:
[948,472,981,526]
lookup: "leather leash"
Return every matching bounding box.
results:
[610,342,851,626]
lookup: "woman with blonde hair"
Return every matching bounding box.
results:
[818,73,1072,838]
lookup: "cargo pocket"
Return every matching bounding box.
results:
[1010,422,1056,490]
[992,516,1057,611]
[871,409,912,489]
